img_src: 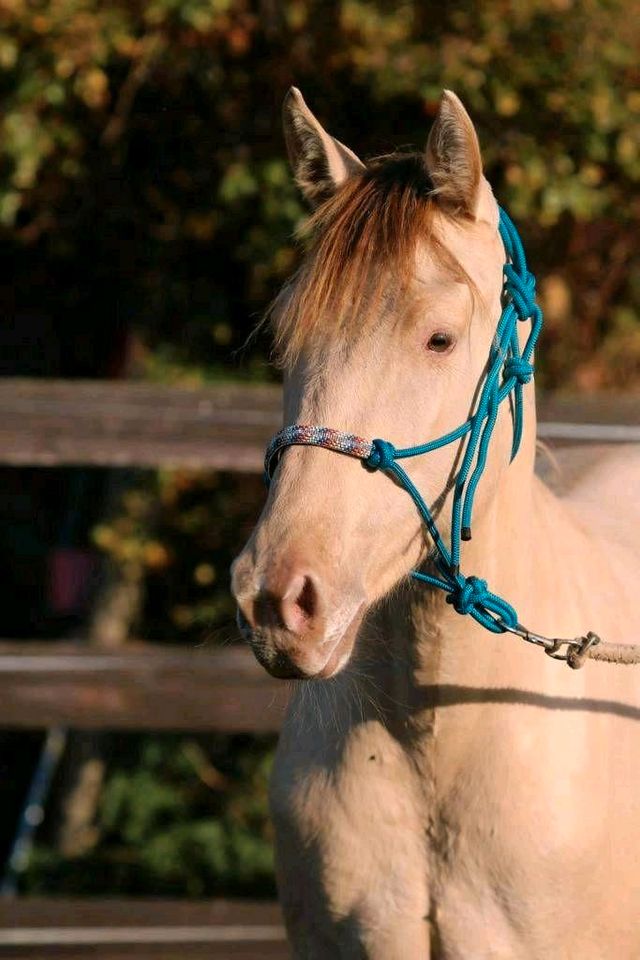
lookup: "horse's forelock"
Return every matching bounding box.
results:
[269,152,474,368]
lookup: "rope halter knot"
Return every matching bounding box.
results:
[503,263,541,324]
[441,574,519,634]
[365,438,396,472]
[447,575,489,616]
[503,357,534,385]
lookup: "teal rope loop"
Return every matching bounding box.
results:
[365,438,396,472]
[450,575,488,615]
[503,357,533,384]
[447,575,517,632]
[263,207,542,638]
[411,569,518,634]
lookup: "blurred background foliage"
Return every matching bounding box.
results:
[24,733,276,897]
[1,0,639,386]
[92,471,264,644]
[0,0,638,898]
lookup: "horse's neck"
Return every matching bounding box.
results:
[374,398,576,699]
[409,462,541,689]
[380,415,630,709]
[353,395,628,731]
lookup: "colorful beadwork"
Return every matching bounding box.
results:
[264,425,373,481]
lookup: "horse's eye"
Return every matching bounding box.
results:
[427,331,454,353]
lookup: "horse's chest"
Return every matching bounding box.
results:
[274,704,640,958]
[273,732,540,957]
[424,786,532,957]
[422,715,637,958]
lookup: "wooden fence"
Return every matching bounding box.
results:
[1,378,639,471]
[0,378,637,958]
[0,897,287,959]
[0,642,285,733]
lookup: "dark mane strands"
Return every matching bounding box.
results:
[271,152,451,368]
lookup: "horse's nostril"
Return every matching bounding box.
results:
[239,570,323,639]
[281,573,319,634]
[295,575,316,619]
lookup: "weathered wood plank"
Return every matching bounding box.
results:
[0,942,288,959]
[0,643,287,732]
[0,946,287,959]
[0,897,283,928]
[0,379,636,470]
[0,379,281,471]
[0,898,288,959]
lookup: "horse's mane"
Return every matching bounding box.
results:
[270,152,472,368]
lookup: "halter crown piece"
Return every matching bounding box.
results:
[263,207,608,668]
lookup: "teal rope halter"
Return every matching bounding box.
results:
[264,208,549,642]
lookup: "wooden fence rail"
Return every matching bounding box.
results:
[0,898,288,959]
[0,643,286,732]
[0,379,281,471]
[0,379,637,470]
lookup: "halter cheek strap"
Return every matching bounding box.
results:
[262,207,614,668]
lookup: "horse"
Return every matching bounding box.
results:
[231,88,640,958]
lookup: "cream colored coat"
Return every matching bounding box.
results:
[232,90,640,958]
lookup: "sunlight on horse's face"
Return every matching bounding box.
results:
[232,87,514,679]
[232,214,507,679]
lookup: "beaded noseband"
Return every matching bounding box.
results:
[262,207,627,669]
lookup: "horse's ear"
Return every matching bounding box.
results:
[426,90,495,224]
[283,87,364,207]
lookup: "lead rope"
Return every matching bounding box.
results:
[264,208,640,669]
